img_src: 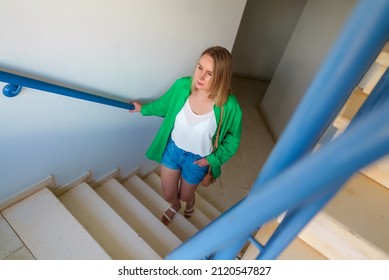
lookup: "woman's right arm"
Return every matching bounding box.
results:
[129,77,188,116]
[138,79,181,117]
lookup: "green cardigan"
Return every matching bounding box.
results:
[141,76,242,179]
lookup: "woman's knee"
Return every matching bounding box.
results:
[179,187,196,202]
[161,187,178,202]
[179,193,191,203]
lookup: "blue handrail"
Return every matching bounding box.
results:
[0,70,134,110]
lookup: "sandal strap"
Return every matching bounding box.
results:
[163,213,172,222]
[163,207,177,223]
[185,206,195,213]
[184,207,194,218]
[163,207,177,221]
[185,199,195,213]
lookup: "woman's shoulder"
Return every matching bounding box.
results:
[174,76,192,87]
[221,93,242,119]
[225,93,241,108]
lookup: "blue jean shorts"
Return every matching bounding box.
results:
[161,138,209,185]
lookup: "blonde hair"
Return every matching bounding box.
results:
[192,46,232,106]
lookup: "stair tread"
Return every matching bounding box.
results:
[361,154,389,190]
[333,87,367,131]
[273,170,389,260]
[96,178,182,257]
[122,175,198,241]
[375,41,389,67]
[59,182,161,260]
[242,220,327,260]
[144,173,218,228]
[321,172,389,256]
[300,212,388,259]
[2,188,110,260]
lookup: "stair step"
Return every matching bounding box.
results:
[361,155,389,190]
[122,175,197,241]
[144,173,216,228]
[332,71,389,191]
[300,212,388,259]
[95,178,182,257]
[242,220,327,260]
[376,41,389,67]
[59,182,160,260]
[268,171,389,260]
[314,172,389,259]
[332,87,368,132]
[2,188,110,260]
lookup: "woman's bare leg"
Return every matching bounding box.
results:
[179,178,198,218]
[160,165,182,224]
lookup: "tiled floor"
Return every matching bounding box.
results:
[0,213,35,259]
[0,77,273,260]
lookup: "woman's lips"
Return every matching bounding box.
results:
[196,80,204,87]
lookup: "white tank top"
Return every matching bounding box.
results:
[171,99,217,157]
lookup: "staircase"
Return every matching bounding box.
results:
[1,44,389,259]
[0,170,222,260]
[1,165,388,260]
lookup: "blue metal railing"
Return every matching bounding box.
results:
[166,0,389,260]
[0,70,134,110]
[257,80,389,257]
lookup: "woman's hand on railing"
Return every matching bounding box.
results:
[129,101,142,113]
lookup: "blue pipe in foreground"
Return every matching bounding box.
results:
[210,228,250,260]
[259,67,389,260]
[257,178,348,260]
[0,70,134,110]
[352,68,389,125]
[166,96,389,259]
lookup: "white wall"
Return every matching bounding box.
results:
[0,0,246,201]
[232,0,307,80]
[260,0,356,138]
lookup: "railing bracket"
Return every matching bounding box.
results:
[3,84,22,97]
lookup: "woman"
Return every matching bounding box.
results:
[130,46,242,225]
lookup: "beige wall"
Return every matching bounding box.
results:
[232,0,307,80]
[0,0,246,201]
[260,0,357,138]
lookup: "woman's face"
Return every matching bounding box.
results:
[194,54,214,92]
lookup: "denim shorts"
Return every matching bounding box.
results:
[161,138,209,185]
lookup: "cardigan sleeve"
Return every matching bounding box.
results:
[140,77,192,163]
[141,79,179,117]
